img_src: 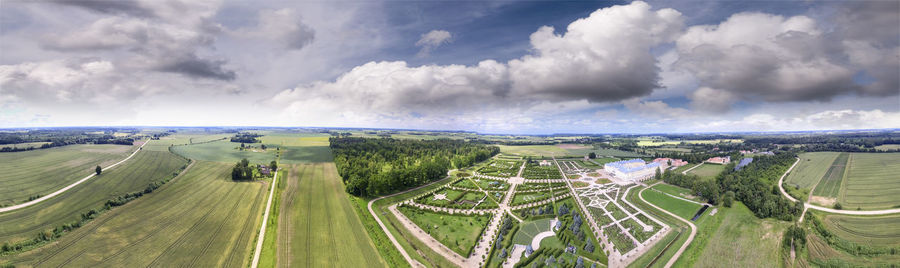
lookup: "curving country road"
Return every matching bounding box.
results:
[777,157,900,216]
[638,182,696,268]
[0,139,151,213]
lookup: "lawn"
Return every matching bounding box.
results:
[171,139,277,164]
[839,153,900,210]
[3,160,260,267]
[511,191,552,206]
[785,152,840,190]
[511,218,553,245]
[0,144,136,207]
[0,150,188,245]
[521,163,562,180]
[398,205,490,256]
[811,152,848,199]
[640,189,702,220]
[651,183,701,202]
[687,164,725,180]
[690,202,789,268]
[270,163,385,267]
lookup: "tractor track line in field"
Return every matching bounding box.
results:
[189,185,252,267]
[225,183,266,267]
[146,185,242,267]
[276,165,303,268]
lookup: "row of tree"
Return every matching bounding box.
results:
[330,137,499,196]
[230,132,262,143]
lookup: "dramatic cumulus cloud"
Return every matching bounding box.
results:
[273,1,684,123]
[676,2,899,110]
[415,30,452,57]
[697,109,900,132]
[234,8,316,50]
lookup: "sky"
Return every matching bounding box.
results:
[1,0,898,134]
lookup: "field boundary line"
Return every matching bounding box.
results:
[638,182,696,268]
[250,165,279,268]
[0,139,151,213]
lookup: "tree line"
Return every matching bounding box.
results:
[661,153,802,221]
[330,137,499,196]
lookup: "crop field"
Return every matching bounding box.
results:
[641,189,701,220]
[0,144,135,207]
[258,134,330,147]
[807,231,900,266]
[785,152,840,190]
[811,153,848,198]
[0,142,51,150]
[171,140,277,164]
[498,144,644,158]
[691,202,788,267]
[875,144,900,151]
[687,163,725,180]
[273,163,385,267]
[822,214,900,247]
[839,153,900,210]
[4,161,264,267]
[143,134,230,151]
[398,205,490,256]
[511,218,552,245]
[0,150,188,244]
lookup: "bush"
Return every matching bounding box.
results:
[833,203,842,210]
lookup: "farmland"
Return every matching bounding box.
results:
[811,153,848,198]
[270,163,385,267]
[497,144,644,158]
[807,212,900,266]
[0,150,188,244]
[686,163,725,180]
[143,133,230,151]
[0,144,135,207]
[822,214,900,247]
[3,161,264,267]
[171,139,277,164]
[839,153,900,210]
[690,202,788,267]
[785,152,840,190]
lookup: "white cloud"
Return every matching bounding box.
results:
[415,30,452,57]
[695,109,900,132]
[689,87,735,113]
[233,8,315,50]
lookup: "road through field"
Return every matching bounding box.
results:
[250,164,279,268]
[0,139,150,213]
[778,157,900,216]
[639,182,696,268]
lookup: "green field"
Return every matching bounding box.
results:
[690,202,789,267]
[0,144,136,207]
[269,163,385,267]
[143,134,230,151]
[811,153,848,198]
[823,214,900,247]
[651,183,701,202]
[3,161,264,267]
[640,188,702,220]
[511,218,553,246]
[687,164,725,180]
[398,205,489,256]
[497,144,644,158]
[785,152,840,190]
[0,142,51,150]
[839,153,900,210]
[875,144,900,151]
[171,140,277,164]
[0,150,188,244]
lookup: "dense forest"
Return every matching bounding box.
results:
[230,132,262,143]
[662,153,802,221]
[0,129,137,152]
[330,137,499,196]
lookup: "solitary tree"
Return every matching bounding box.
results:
[588,152,596,159]
[95,165,102,175]
[270,160,278,171]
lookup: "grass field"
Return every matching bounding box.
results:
[875,144,900,151]
[270,163,385,267]
[497,144,644,158]
[822,214,900,247]
[690,202,789,267]
[651,183,701,202]
[807,231,900,267]
[785,152,840,191]
[511,218,553,246]
[0,144,136,207]
[687,164,725,180]
[0,150,188,244]
[2,160,263,267]
[0,142,51,150]
[143,134,230,151]
[811,153,848,199]
[641,188,702,220]
[839,153,900,210]
[171,140,277,164]
[398,205,490,256]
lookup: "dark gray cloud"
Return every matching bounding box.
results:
[832,1,900,97]
[157,55,236,81]
[51,0,156,18]
[284,21,315,50]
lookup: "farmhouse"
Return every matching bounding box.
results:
[258,164,270,176]
[604,159,661,182]
[539,160,552,166]
[705,156,731,164]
